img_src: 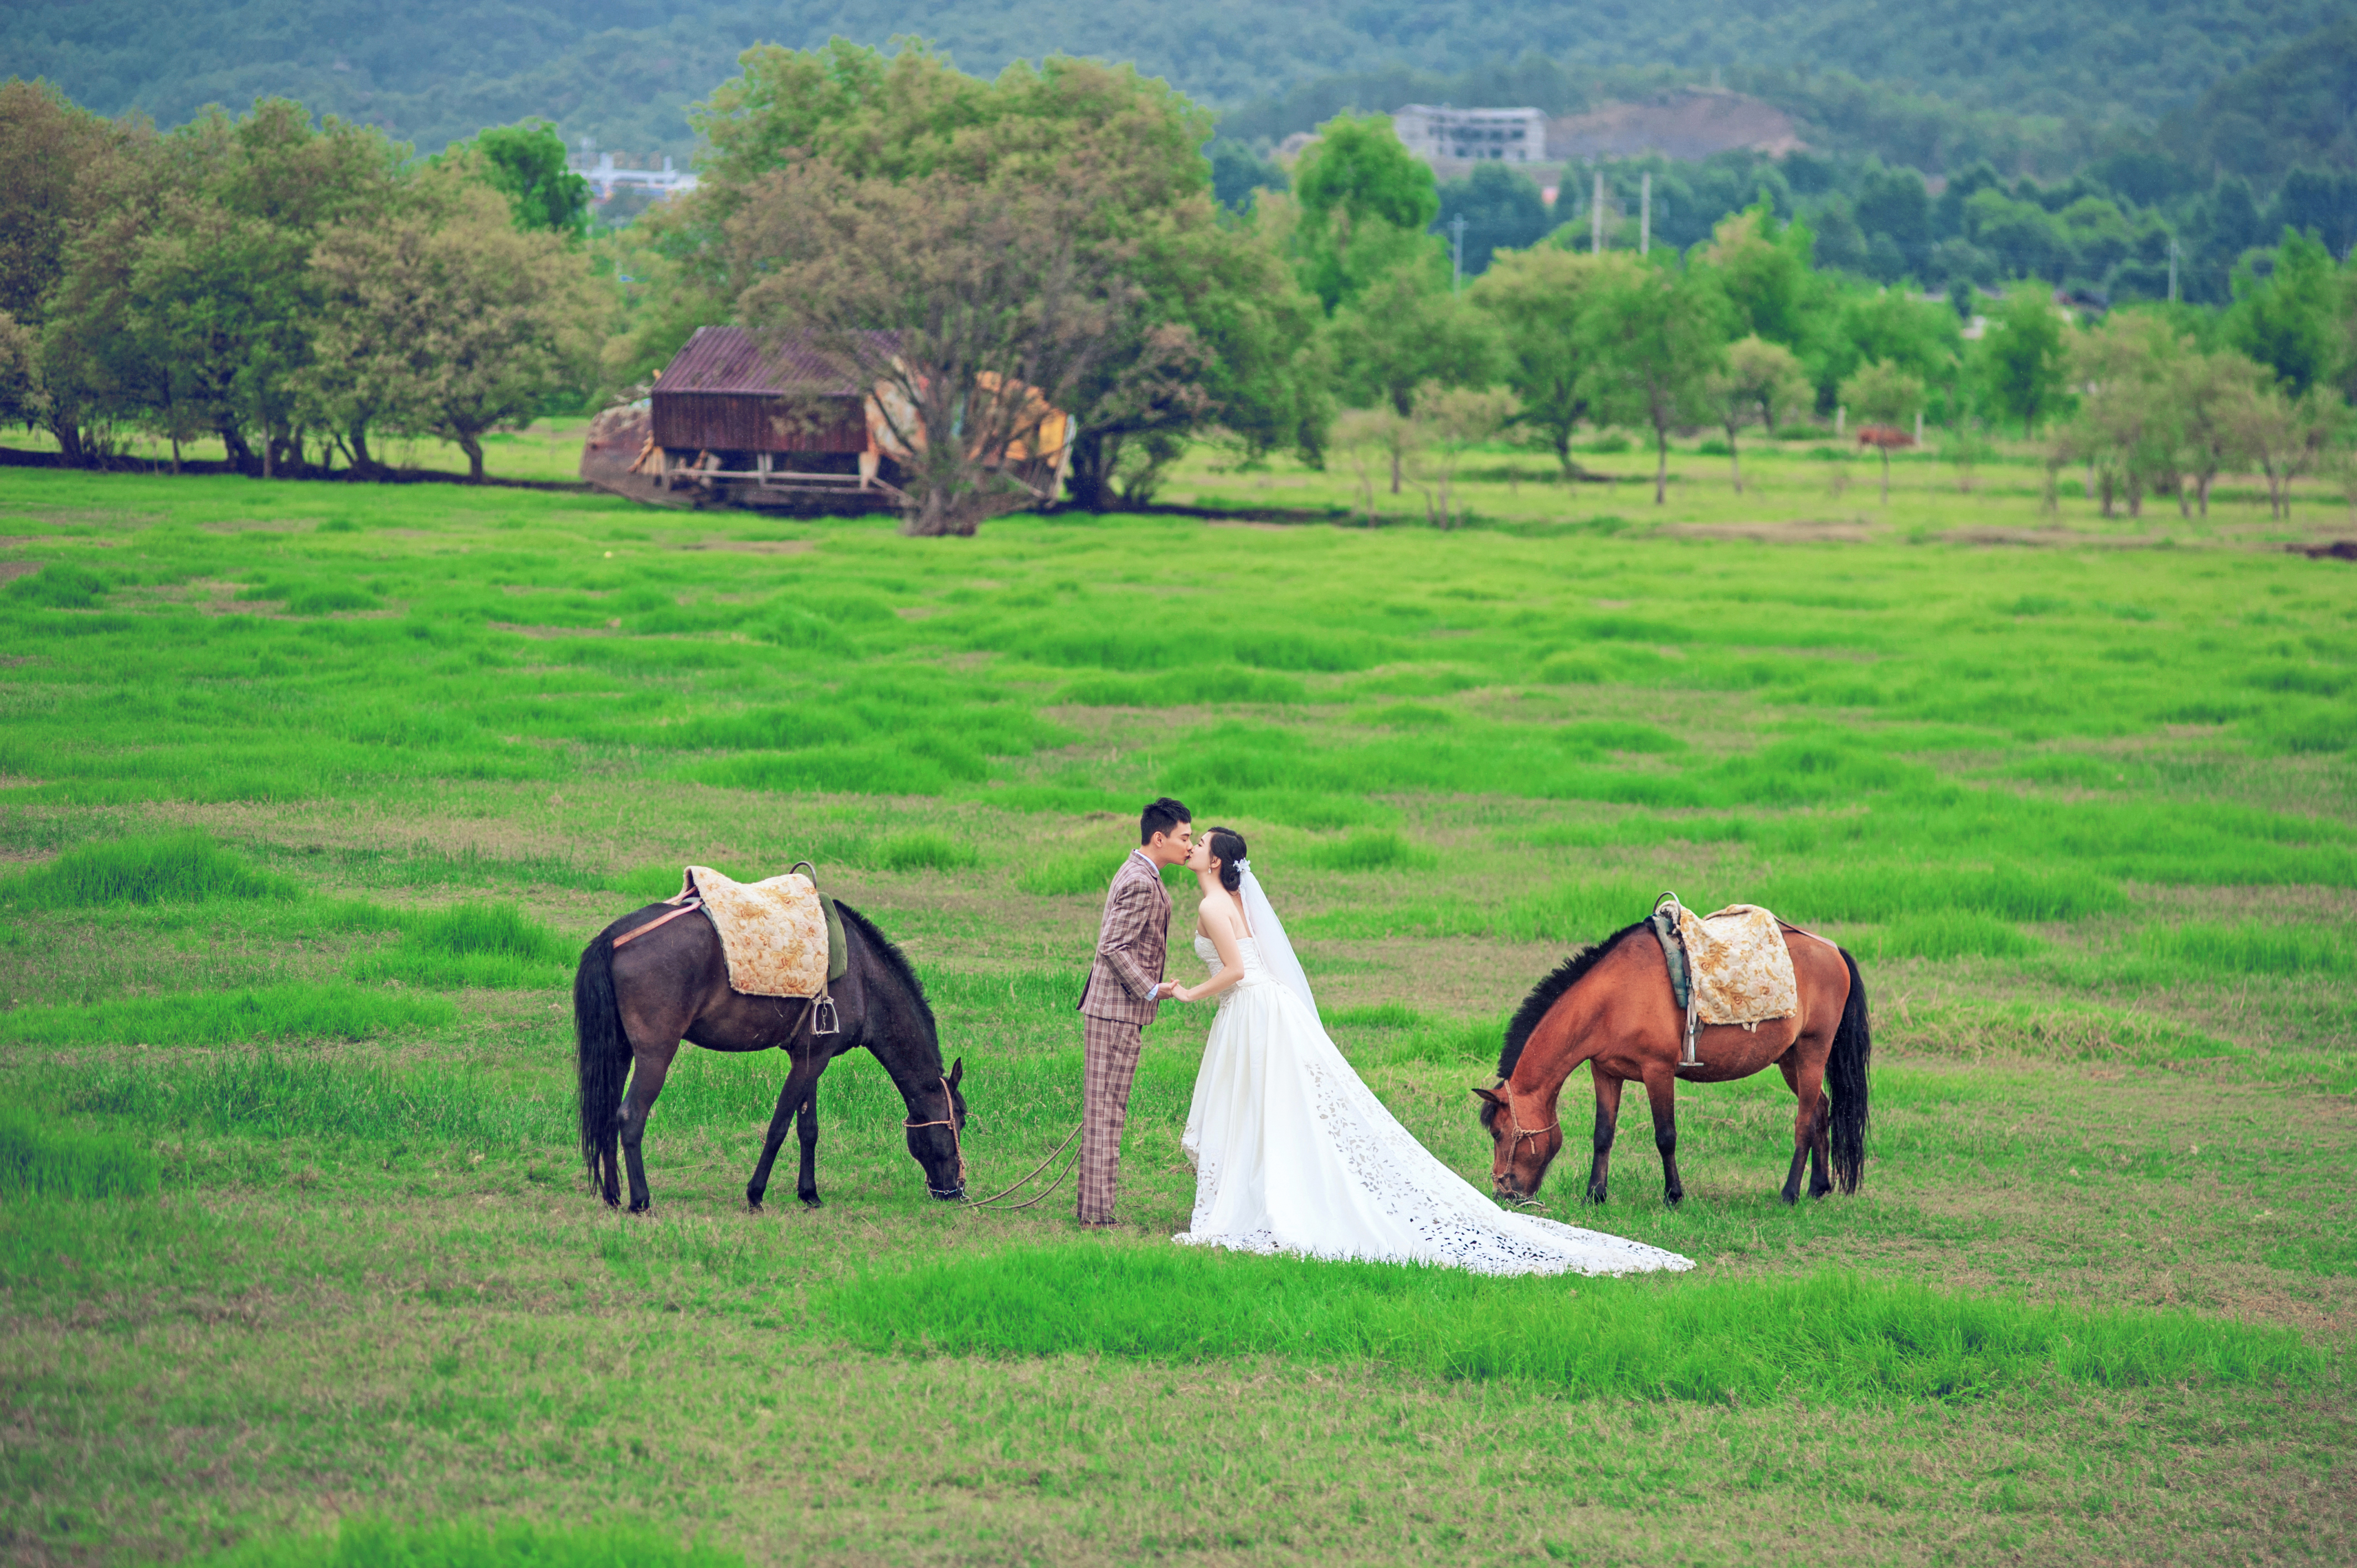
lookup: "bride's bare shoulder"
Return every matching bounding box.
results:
[1196,887,1241,932]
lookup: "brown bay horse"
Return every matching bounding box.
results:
[1476,920,1869,1206]
[573,898,965,1214]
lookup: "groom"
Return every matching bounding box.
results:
[1075,796,1192,1226]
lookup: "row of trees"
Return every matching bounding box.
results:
[6,49,2355,533]
[0,80,601,479]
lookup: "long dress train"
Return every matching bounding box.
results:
[1176,933,1692,1276]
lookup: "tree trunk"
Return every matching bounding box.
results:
[348,422,376,479]
[48,414,84,467]
[1064,429,1118,511]
[1653,426,1668,504]
[2098,470,2115,518]
[220,424,255,475]
[1727,427,1742,494]
[459,430,485,483]
[1391,445,1402,496]
[1879,448,1890,505]
[2196,472,2212,517]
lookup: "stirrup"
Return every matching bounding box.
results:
[812,994,841,1035]
[1678,1007,1703,1069]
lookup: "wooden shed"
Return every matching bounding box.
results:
[582,325,1071,515]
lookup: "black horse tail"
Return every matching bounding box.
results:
[573,927,630,1203]
[1826,946,1872,1194]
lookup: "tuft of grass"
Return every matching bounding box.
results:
[875,830,979,873]
[0,1108,158,1199]
[181,1517,745,1568]
[352,900,575,989]
[0,982,456,1048]
[2,562,109,609]
[1867,911,2040,961]
[1298,829,1438,872]
[2140,921,2354,977]
[0,832,296,907]
[824,1247,2325,1406]
[1015,848,1128,898]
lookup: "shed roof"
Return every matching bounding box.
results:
[656,324,896,398]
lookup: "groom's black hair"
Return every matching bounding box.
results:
[1140,797,1191,844]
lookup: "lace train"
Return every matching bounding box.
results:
[1177,936,1692,1276]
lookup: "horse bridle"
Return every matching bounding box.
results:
[903,1075,967,1198]
[1495,1081,1559,1195]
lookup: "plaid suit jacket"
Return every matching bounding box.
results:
[1078,849,1172,1025]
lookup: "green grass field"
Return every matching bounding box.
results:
[0,439,2351,1564]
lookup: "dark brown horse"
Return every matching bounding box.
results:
[573,898,965,1213]
[1476,920,1869,1206]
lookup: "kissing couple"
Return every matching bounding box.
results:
[1074,797,1690,1276]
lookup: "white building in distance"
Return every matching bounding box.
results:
[1391,105,1546,165]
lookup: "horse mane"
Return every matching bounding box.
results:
[1498,920,1650,1080]
[833,900,933,1022]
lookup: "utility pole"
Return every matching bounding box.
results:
[1592,170,1604,252]
[2168,236,2179,303]
[1450,213,1468,291]
[1639,171,1651,256]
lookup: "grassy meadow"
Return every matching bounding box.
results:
[0,439,2351,1564]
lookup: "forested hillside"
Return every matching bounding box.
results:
[1,0,2340,161]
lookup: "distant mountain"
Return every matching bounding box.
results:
[2162,17,2357,180]
[2,0,2340,162]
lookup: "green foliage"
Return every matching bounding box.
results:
[439,119,593,236]
[352,900,574,988]
[826,1247,2322,1402]
[1973,286,2071,436]
[1289,114,1441,313]
[0,1107,158,1199]
[0,832,295,907]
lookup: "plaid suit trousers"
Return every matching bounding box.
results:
[1077,1013,1146,1224]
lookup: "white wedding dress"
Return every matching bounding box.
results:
[1175,928,1694,1276]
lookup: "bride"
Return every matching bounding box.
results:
[1167,827,1691,1276]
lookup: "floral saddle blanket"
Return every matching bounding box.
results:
[679,865,845,999]
[1649,896,1798,1029]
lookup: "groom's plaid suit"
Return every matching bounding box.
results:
[1075,848,1172,1223]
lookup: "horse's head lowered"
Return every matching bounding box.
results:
[1474,1081,1563,1201]
[903,1058,969,1200]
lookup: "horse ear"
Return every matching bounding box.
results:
[1470,1086,1502,1107]
[947,1056,964,1090]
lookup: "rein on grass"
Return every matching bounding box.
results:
[903,1075,1084,1210]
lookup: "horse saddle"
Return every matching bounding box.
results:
[1652,893,1800,1066]
[617,863,847,1018]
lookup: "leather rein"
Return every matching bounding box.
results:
[1495,1081,1558,1209]
[903,1075,1085,1211]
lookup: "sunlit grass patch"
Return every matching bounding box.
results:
[2140,920,2354,977]
[874,830,980,873]
[0,982,455,1048]
[1299,829,1438,872]
[0,1108,158,1199]
[1862,911,2041,961]
[823,1247,2326,1404]
[0,831,296,907]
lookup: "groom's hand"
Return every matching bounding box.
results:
[1154,980,1182,999]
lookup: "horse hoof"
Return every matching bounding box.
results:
[800,1196,822,1210]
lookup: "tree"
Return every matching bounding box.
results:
[1470,245,1630,479]
[1288,113,1440,312]
[1974,285,2070,437]
[2226,228,2341,398]
[2227,382,2330,520]
[733,161,1127,535]
[439,120,592,236]
[2171,343,2269,516]
[1432,163,1550,278]
[1839,359,1926,503]
[1696,203,1818,350]
[0,310,46,429]
[1409,383,1515,529]
[1710,336,1809,494]
[2055,314,2180,518]
[1328,259,1499,492]
[1577,259,1732,504]
[307,182,602,481]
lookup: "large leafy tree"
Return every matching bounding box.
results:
[1577,257,1733,503]
[2226,228,2343,398]
[439,118,592,236]
[1329,259,1499,492]
[307,179,603,481]
[1469,245,1632,478]
[1287,112,1439,313]
[681,44,1321,523]
[1973,285,2071,437]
